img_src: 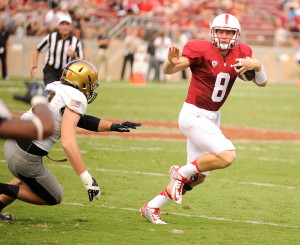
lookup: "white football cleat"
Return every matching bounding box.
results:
[140,203,167,224]
[169,166,187,204]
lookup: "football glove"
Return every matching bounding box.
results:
[80,170,100,201]
[110,121,142,132]
[14,81,48,105]
[182,183,193,195]
[182,173,198,195]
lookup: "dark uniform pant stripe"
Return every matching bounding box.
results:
[17,173,57,205]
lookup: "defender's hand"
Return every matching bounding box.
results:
[80,171,100,201]
[110,121,142,132]
[87,178,100,201]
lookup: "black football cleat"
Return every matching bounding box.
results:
[0,213,12,220]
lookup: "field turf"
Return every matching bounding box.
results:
[0,79,299,244]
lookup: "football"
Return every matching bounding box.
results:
[235,66,255,81]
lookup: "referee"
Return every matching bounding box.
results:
[31,15,84,85]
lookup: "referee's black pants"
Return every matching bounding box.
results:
[43,65,63,86]
[0,51,7,79]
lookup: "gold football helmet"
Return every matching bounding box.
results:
[61,60,99,103]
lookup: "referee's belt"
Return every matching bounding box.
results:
[16,139,48,156]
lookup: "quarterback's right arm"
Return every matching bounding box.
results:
[163,46,190,74]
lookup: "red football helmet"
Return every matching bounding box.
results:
[209,13,241,50]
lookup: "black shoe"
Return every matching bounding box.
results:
[0,213,12,220]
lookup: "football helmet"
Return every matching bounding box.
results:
[209,13,241,50]
[61,60,99,104]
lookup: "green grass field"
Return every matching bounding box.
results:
[0,79,299,244]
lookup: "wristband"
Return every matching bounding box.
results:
[31,114,44,140]
[79,170,92,184]
[254,65,267,84]
[31,95,48,107]
[110,123,120,132]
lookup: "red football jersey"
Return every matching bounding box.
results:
[182,40,252,111]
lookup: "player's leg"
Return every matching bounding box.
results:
[178,125,236,173]
[140,188,170,224]
[0,176,54,220]
[169,103,236,203]
[141,173,206,224]
[0,179,48,205]
[182,173,206,194]
[140,139,208,223]
[0,178,21,205]
[181,138,209,194]
[4,140,64,206]
[0,178,22,220]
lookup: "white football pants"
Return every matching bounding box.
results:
[178,102,235,176]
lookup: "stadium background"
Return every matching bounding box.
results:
[2,0,300,83]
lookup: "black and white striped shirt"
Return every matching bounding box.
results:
[36,32,84,70]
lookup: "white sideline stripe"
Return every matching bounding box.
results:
[238,155,297,163]
[62,202,299,229]
[210,179,299,189]
[94,168,299,189]
[96,168,167,177]
[94,147,184,153]
[87,144,298,159]
[1,160,298,189]
[85,142,300,159]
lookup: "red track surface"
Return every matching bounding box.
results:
[77,119,300,141]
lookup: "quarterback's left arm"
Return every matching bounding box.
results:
[77,115,142,132]
[235,57,267,87]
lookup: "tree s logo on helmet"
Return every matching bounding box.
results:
[67,71,73,77]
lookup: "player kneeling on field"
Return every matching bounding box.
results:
[0,60,141,220]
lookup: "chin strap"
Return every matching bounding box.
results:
[46,154,67,162]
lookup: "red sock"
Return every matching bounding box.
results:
[159,189,172,199]
[191,160,201,172]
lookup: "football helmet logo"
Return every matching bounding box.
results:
[209,13,241,50]
[61,60,99,104]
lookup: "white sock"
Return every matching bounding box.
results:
[178,161,200,178]
[148,191,171,208]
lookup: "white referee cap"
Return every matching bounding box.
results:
[58,15,72,25]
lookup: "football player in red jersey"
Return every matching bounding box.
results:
[140,13,267,224]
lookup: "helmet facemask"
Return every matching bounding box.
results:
[210,27,240,50]
[209,14,241,50]
[61,60,99,104]
[86,77,99,104]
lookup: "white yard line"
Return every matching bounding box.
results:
[62,202,300,229]
[0,156,298,188]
